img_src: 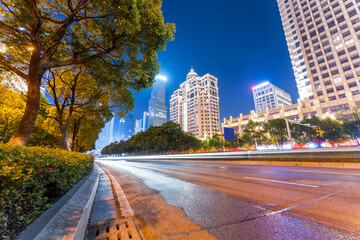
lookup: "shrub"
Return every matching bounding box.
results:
[0,144,94,239]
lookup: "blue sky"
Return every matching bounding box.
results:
[132,0,298,121]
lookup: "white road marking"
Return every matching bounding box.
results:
[244,176,319,188]
[266,191,341,216]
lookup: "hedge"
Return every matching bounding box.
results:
[0,144,94,240]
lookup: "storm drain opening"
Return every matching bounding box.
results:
[88,218,143,240]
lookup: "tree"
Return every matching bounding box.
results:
[0,85,25,142]
[240,120,267,149]
[342,120,360,139]
[291,116,322,143]
[44,67,120,149]
[101,121,202,155]
[0,0,175,145]
[264,118,287,148]
[69,114,108,152]
[319,117,343,141]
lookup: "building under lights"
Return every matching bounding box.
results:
[170,68,221,139]
[223,0,360,135]
[147,76,167,128]
[253,82,292,113]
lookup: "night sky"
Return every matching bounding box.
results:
[132,0,298,121]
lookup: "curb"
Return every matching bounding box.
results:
[97,163,134,218]
[95,164,145,240]
[17,165,100,240]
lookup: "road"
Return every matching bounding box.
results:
[97,159,360,240]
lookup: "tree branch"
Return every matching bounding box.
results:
[0,55,28,80]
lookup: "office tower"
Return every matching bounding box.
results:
[148,76,167,128]
[142,111,148,131]
[118,113,135,141]
[95,117,114,150]
[170,68,221,139]
[135,119,143,134]
[253,81,292,113]
[277,0,360,115]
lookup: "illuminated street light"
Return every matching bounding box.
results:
[27,46,34,51]
[155,75,167,82]
[18,27,26,31]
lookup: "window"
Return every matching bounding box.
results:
[348,82,358,88]
[336,85,344,91]
[324,80,332,86]
[348,46,357,52]
[333,77,342,83]
[346,73,354,80]
[352,90,360,96]
[329,96,337,101]
[315,83,321,89]
[327,88,334,94]
[330,69,339,75]
[317,91,323,96]
[343,65,352,72]
[339,93,346,99]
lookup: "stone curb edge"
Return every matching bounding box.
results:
[96,164,145,240]
[17,165,100,240]
[96,163,134,218]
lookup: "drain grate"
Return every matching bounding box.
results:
[88,218,143,240]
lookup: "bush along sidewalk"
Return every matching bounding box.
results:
[0,143,94,240]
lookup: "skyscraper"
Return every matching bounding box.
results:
[134,119,143,134]
[147,76,167,128]
[95,117,114,150]
[170,68,221,139]
[277,0,360,115]
[253,81,292,113]
[118,113,135,141]
[142,111,149,131]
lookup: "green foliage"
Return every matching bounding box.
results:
[0,85,25,142]
[102,121,202,154]
[0,85,61,147]
[0,144,94,239]
[0,0,175,145]
[239,120,268,148]
[264,118,287,147]
[318,117,344,141]
[342,120,360,139]
[291,116,321,143]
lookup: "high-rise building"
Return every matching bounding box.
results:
[148,76,167,128]
[170,68,221,139]
[253,81,292,113]
[95,117,114,150]
[134,119,143,134]
[142,111,149,131]
[277,0,360,113]
[222,0,360,134]
[118,113,135,141]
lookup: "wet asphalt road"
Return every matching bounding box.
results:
[98,159,360,240]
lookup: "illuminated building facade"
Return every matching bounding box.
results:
[223,0,360,133]
[170,68,221,139]
[253,81,292,113]
[277,0,360,112]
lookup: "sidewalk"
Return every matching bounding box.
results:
[86,164,143,240]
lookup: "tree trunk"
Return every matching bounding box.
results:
[8,73,43,145]
[60,126,68,150]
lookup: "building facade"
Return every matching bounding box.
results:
[223,0,360,133]
[170,68,221,139]
[253,81,292,112]
[148,77,167,128]
[134,119,143,134]
[277,0,360,111]
[95,117,114,150]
